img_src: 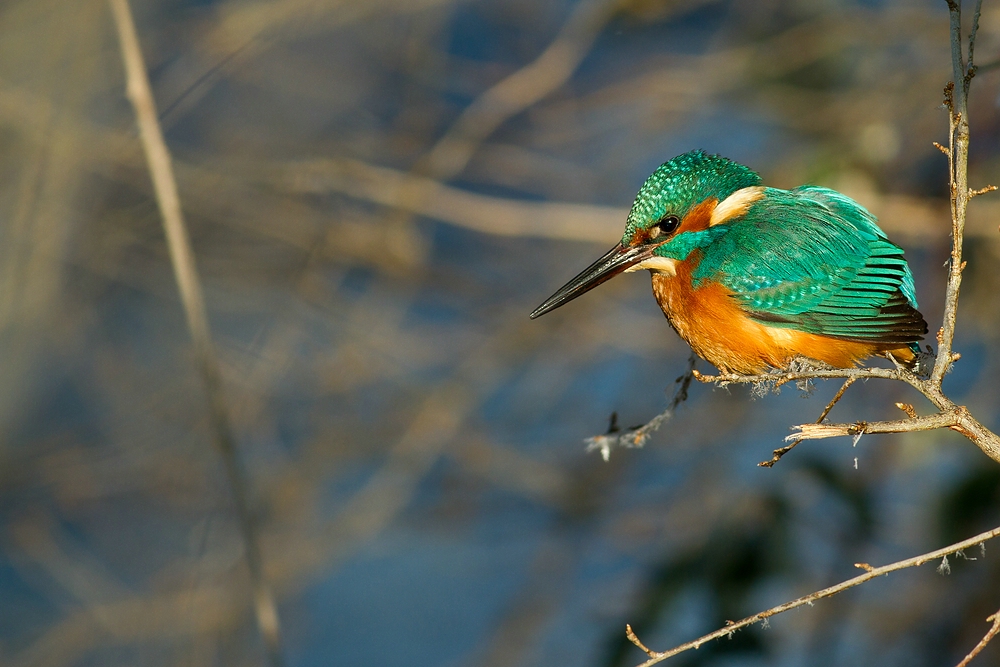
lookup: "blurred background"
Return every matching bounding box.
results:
[2,0,1000,665]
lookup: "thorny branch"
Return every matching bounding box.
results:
[621,2,1000,663]
[627,525,1000,666]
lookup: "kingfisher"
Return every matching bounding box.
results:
[530,151,927,375]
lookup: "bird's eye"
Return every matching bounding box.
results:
[652,215,680,238]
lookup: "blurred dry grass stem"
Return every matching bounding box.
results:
[108,0,283,664]
[418,0,620,180]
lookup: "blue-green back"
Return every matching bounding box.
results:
[692,186,923,343]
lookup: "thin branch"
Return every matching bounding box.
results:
[788,410,962,441]
[586,355,696,461]
[694,362,1000,461]
[955,609,1000,667]
[626,624,656,657]
[107,2,284,666]
[935,0,977,385]
[759,377,856,467]
[693,365,908,387]
[629,525,1000,666]
[966,0,984,92]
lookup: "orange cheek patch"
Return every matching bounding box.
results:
[677,198,718,234]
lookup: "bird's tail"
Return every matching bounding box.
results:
[885,343,918,369]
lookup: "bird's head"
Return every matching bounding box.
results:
[530,151,762,319]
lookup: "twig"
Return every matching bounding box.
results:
[626,624,655,657]
[759,377,856,467]
[955,609,1000,667]
[698,367,1000,462]
[585,355,696,461]
[107,2,284,666]
[970,185,998,197]
[966,0,984,91]
[628,524,1000,666]
[788,410,963,441]
[935,0,978,386]
[693,366,907,386]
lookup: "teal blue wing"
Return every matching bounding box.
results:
[693,186,926,344]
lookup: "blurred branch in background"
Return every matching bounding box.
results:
[107,0,283,664]
[418,0,620,179]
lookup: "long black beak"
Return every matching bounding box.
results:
[529,242,652,319]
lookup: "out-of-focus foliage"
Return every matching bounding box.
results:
[1,0,999,666]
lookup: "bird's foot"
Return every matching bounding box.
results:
[786,356,836,373]
[785,356,836,394]
[912,346,936,379]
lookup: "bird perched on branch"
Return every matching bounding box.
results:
[530,150,927,375]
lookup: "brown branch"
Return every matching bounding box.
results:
[693,365,908,386]
[955,609,1000,667]
[694,362,1000,461]
[626,624,656,657]
[107,2,284,666]
[934,0,981,386]
[629,524,1000,666]
[788,410,962,441]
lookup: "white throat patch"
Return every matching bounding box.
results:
[624,256,678,276]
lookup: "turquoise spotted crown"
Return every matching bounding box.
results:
[623,151,762,242]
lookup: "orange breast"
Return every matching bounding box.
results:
[650,257,884,374]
